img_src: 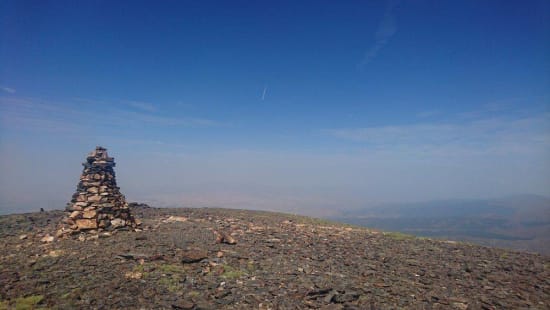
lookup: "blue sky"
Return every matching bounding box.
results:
[1,1,549,215]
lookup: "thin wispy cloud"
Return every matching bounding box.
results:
[326,113,550,157]
[74,97,158,112]
[459,96,550,119]
[1,86,16,94]
[123,100,157,112]
[416,110,440,118]
[0,96,223,134]
[261,86,268,101]
[358,0,399,69]
[114,110,223,127]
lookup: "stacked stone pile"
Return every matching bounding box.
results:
[60,146,138,234]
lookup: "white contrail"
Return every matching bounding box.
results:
[261,86,267,101]
[358,0,399,69]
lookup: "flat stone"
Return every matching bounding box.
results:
[69,211,81,219]
[76,219,98,230]
[181,249,208,264]
[82,210,97,219]
[88,195,102,202]
[172,300,195,310]
[41,235,54,243]
[87,187,99,194]
[117,253,149,260]
[165,216,188,222]
[67,205,83,211]
[124,271,142,279]
[452,302,469,310]
[214,231,237,245]
[111,218,126,228]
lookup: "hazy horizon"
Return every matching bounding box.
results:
[1,1,549,215]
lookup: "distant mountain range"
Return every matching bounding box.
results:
[329,194,550,254]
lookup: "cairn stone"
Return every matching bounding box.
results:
[60,146,138,234]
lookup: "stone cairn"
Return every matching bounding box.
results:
[59,146,139,235]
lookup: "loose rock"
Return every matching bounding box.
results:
[181,249,208,263]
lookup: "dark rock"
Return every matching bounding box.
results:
[325,291,360,304]
[181,249,208,264]
[171,300,195,309]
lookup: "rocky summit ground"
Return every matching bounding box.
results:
[1,205,549,309]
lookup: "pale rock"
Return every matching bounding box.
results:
[41,235,54,243]
[82,210,97,219]
[165,216,188,223]
[110,218,125,228]
[76,219,98,230]
[87,187,99,194]
[86,234,99,241]
[214,231,237,245]
[48,250,64,257]
[88,195,102,202]
[125,271,143,279]
[452,302,469,310]
[69,211,81,219]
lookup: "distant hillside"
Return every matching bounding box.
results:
[330,194,550,254]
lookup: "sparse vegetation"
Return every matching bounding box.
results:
[384,231,416,240]
[159,263,185,274]
[187,291,200,298]
[158,275,183,293]
[7,295,45,310]
[221,264,246,279]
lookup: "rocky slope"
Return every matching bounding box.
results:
[0,205,548,309]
